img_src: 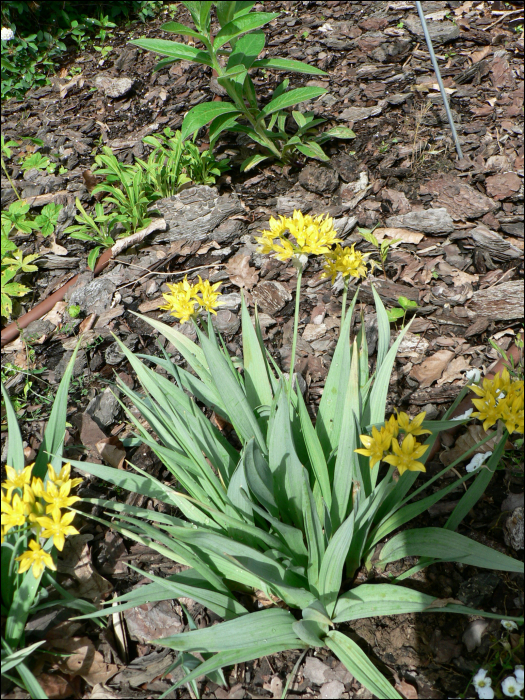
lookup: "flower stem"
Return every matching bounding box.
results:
[288,267,303,395]
[341,278,349,328]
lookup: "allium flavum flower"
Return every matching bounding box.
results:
[470,369,524,435]
[1,463,81,576]
[255,210,341,267]
[322,243,369,284]
[356,411,430,475]
[161,275,222,323]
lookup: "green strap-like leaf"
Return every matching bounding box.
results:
[2,383,24,471]
[241,294,273,411]
[379,527,524,572]
[326,631,402,700]
[318,511,355,616]
[155,608,298,651]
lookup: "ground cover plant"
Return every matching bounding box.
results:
[68,212,524,699]
[130,1,356,170]
[1,1,161,101]
[1,346,97,699]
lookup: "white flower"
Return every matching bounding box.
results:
[515,666,524,686]
[453,408,473,421]
[466,451,493,473]
[502,676,522,698]
[318,22,333,32]
[473,669,494,699]
[1,27,15,41]
[501,620,519,631]
[466,368,481,384]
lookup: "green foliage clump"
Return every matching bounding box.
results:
[1,1,162,101]
[131,1,356,170]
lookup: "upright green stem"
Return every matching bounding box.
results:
[288,267,303,395]
[1,157,22,202]
[340,278,349,328]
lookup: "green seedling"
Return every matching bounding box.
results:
[33,202,63,238]
[386,295,419,325]
[64,198,121,271]
[358,226,401,279]
[68,305,81,319]
[18,152,51,173]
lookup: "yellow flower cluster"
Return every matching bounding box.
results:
[255,210,341,263]
[321,243,369,284]
[470,369,524,434]
[355,411,431,476]
[161,275,222,323]
[1,463,81,578]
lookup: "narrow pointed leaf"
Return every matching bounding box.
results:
[181,102,242,141]
[252,58,327,75]
[259,87,326,118]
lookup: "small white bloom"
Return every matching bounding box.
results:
[1,27,15,41]
[466,451,493,473]
[473,669,494,699]
[515,666,524,686]
[453,408,473,421]
[501,620,519,631]
[318,22,333,32]
[466,368,481,384]
[502,676,522,698]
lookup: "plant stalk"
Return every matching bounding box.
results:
[288,266,303,395]
[1,157,22,202]
[340,278,349,327]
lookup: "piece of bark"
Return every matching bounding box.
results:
[468,281,524,320]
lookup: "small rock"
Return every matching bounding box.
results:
[66,277,117,316]
[484,172,522,201]
[310,304,326,325]
[500,221,524,237]
[54,349,87,382]
[21,184,45,199]
[20,319,56,343]
[457,573,500,607]
[251,281,291,315]
[404,15,460,43]
[123,600,184,644]
[299,162,339,194]
[462,619,489,652]
[422,403,440,420]
[330,153,363,182]
[386,208,454,234]
[94,75,134,98]
[105,333,138,365]
[338,104,383,122]
[504,507,524,550]
[85,387,120,429]
[303,657,331,686]
[211,309,240,335]
[501,493,524,512]
[219,292,241,311]
[303,323,327,342]
[321,680,345,699]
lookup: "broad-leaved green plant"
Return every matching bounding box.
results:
[130,1,355,170]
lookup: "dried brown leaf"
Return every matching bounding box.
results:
[225,253,259,291]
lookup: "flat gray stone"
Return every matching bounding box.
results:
[321,680,345,699]
[404,15,460,44]
[386,207,454,233]
[251,281,291,315]
[299,162,339,194]
[85,387,120,429]
[66,276,116,315]
[152,186,243,243]
[338,104,383,121]
[211,309,240,335]
[505,507,524,550]
[303,657,331,686]
[20,319,56,342]
[502,493,524,512]
[95,75,133,98]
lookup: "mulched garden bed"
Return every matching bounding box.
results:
[1,1,524,698]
